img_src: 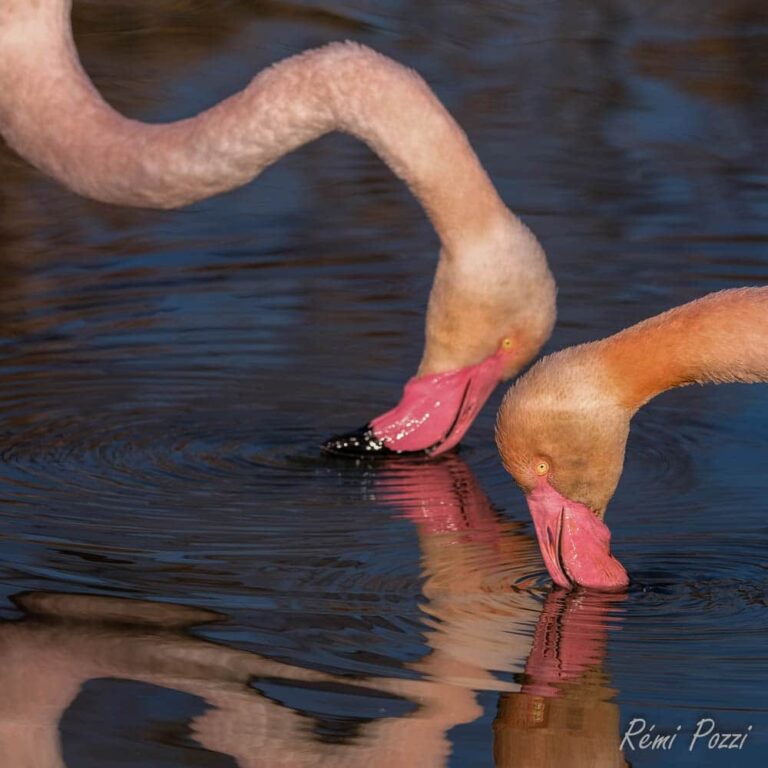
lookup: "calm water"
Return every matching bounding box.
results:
[0,1,766,766]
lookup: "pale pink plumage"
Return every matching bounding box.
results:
[0,0,555,454]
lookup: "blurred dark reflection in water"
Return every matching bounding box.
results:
[0,0,766,765]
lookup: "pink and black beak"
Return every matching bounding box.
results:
[525,480,629,592]
[322,350,507,457]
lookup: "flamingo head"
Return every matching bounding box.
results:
[495,348,632,591]
[322,219,557,457]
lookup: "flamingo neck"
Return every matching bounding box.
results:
[0,0,554,375]
[601,287,768,411]
[0,1,510,253]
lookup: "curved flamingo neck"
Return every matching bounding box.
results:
[601,287,768,411]
[0,1,555,378]
[0,1,510,256]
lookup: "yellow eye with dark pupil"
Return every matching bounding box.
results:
[535,461,549,476]
[501,338,513,351]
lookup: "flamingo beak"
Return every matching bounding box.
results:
[322,351,507,457]
[525,480,629,592]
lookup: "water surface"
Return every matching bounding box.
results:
[0,1,766,765]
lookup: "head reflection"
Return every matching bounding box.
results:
[1,458,627,766]
[495,590,629,768]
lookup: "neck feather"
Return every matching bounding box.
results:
[0,1,510,256]
[601,288,768,411]
[0,0,554,374]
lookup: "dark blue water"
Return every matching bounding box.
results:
[0,1,766,765]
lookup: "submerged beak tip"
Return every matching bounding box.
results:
[320,424,396,457]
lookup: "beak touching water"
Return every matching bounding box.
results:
[322,350,507,457]
[525,479,629,591]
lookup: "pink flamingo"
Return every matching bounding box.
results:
[0,0,555,456]
[496,287,768,591]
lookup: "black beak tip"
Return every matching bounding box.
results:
[321,425,398,457]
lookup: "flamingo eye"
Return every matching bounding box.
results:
[501,337,513,351]
[534,461,549,476]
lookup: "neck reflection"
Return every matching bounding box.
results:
[0,457,628,767]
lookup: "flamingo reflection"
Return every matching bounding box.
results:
[0,457,627,766]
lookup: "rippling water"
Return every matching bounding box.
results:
[0,0,766,766]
